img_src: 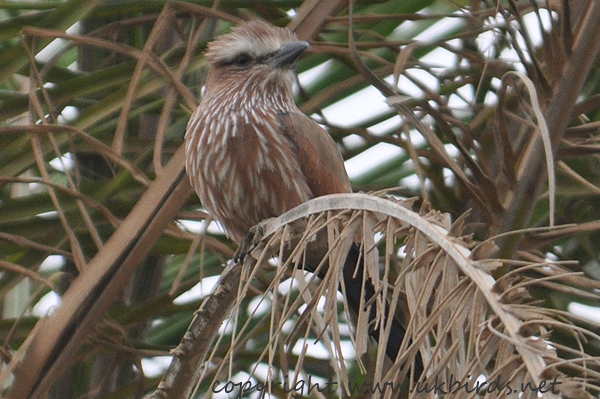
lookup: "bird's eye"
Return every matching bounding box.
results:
[234,53,252,67]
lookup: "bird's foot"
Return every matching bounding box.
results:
[234,219,271,264]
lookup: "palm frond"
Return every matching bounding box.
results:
[154,193,600,398]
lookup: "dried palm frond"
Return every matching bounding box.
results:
[154,192,600,399]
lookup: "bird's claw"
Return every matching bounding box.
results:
[234,220,269,264]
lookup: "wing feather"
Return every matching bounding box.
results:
[279,112,352,196]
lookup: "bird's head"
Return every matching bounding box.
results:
[203,20,309,105]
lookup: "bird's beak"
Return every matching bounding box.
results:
[271,41,310,68]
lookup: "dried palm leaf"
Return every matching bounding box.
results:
[154,192,600,399]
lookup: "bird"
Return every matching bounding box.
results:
[184,19,422,377]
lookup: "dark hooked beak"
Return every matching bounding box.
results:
[271,41,310,68]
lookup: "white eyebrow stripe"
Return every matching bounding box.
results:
[211,36,282,64]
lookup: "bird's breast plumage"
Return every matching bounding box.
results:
[185,94,313,243]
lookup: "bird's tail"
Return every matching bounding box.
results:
[292,234,423,378]
[339,244,423,378]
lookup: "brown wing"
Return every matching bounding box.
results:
[279,112,352,197]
